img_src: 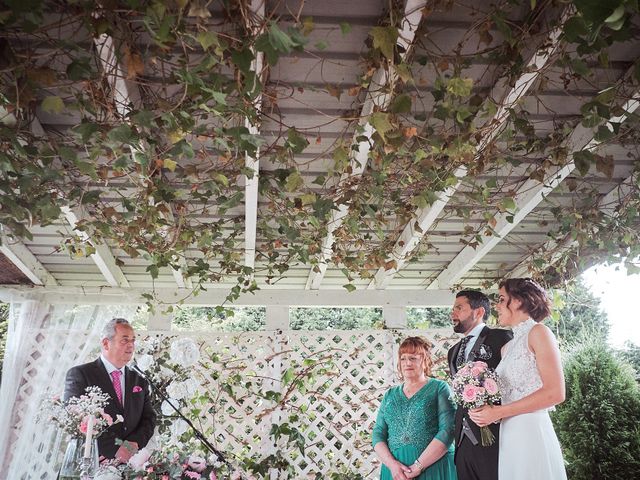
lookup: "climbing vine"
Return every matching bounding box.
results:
[0,0,639,301]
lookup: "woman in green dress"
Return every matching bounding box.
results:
[372,336,457,480]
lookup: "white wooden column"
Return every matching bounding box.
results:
[383,306,407,329]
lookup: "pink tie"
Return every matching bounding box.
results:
[111,370,123,406]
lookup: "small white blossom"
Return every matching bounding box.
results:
[166,381,186,401]
[93,465,121,480]
[161,400,177,416]
[170,338,200,367]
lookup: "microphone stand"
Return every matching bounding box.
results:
[131,364,230,467]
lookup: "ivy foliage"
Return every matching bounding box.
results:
[0,0,639,302]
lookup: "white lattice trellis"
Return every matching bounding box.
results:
[7,328,459,479]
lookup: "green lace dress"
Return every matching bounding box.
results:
[372,379,457,480]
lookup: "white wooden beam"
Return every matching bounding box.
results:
[0,226,58,286]
[306,0,427,290]
[244,0,266,273]
[509,172,638,279]
[265,305,289,330]
[62,206,130,288]
[430,84,640,289]
[370,6,572,289]
[0,285,457,308]
[383,306,407,329]
[94,28,192,288]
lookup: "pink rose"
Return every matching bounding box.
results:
[102,412,113,426]
[462,385,477,403]
[458,365,470,375]
[79,416,90,434]
[162,476,170,480]
[185,472,201,479]
[471,366,483,377]
[209,472,217,480]
[188,455,207,473]
[473,361,488,371]
[484,378,499,395]
[133,385,143,393]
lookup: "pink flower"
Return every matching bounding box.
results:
[185,472,202,479]
[209,472,217,480]
[79,416,90,434]
[471,366,483,377]
[462,385,478,403]
[188,455,207,472]
[102,412,113,426]
[162,476,170,480]
[133,385,143,393]
[458,365,470,375]
[473,361,488,371]
[484,378,499,395]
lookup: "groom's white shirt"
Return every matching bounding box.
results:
[101,354,126,404]
[464,322,486,361]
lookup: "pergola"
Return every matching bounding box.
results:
[1,1,639,324]
[0,1,639,477]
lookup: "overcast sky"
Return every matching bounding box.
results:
[582,262,640,348]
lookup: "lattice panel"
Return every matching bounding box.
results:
[8,328,456,479]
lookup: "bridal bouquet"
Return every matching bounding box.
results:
[450,361,501,446]
[38,385,123,439]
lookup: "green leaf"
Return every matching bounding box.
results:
[447,77,474,97]
[147,264,159,279]
[394,63,413,84]
[163,158,177,172]
[340,22,351,35]
[594,125,614,142]
[231,48,254,74]
[66,58,93,81]
[81,190,101,205]
[285,170,303,192]
[562,16,589,42]
[73,121,99,143]
[595,86,616,104]
[315,40,328,51]
[570,58,590,77]
[197,31,219,50]
[285,128,309,154]
[41,96,64,114]
[604,5,625,24]
[369,112,393,142]
[301,17,314,36]
[501,197,516,211]
[389,93,412,113]
[573,149,594,176]
[268,23,296,53]
[574,0,620,24]
[107,124,134,144]
[343,283,356,293]
[370,26,398,60]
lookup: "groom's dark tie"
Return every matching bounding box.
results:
[456,335,473,369]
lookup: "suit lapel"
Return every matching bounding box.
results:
[450,340,462,374]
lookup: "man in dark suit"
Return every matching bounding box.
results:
[64,318,155,461]
[447,290,512,480]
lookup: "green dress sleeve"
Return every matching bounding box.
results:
[433,381,456,446]
[372,390,389,448]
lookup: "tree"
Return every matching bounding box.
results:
[619,341,640,382]
[551,278,610,343]
[289,308,383,330]
[172,307,266,331]
[407,308,451,329]
[553,339,640,479]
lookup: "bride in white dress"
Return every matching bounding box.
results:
[469,278,567,480]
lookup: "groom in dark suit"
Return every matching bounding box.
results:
[64,318,156,461]
[447,290,512,480]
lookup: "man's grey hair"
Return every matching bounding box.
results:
[102,318,131,341]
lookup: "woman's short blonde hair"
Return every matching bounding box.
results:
[397,336,433,379]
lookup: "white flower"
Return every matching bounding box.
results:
[170,418,189,437]
[170,338,200,367]
[135,354,154,371]
[94,466,121,480]
[159,366,174,379]
[128,447,152,470]
[166,381,186,400]
[183,377,201,397]
[161,400,177,416]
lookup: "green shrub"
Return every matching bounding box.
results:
[553,340,640,479]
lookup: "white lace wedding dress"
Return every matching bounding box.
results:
[495,318,567,480]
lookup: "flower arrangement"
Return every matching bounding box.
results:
[94,434,249,480]
[38,386,123,439]
[450,361,501,446]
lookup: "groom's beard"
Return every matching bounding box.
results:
[453,314,474,334]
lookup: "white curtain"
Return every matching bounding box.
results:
[0,297,137,479]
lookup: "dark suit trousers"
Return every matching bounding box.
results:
[456,435,499,480]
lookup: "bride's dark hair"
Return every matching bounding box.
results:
[498,278,552,322]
